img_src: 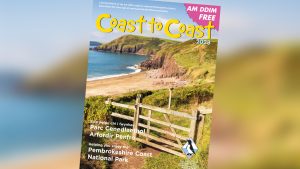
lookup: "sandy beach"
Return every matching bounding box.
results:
[85,71,186,97]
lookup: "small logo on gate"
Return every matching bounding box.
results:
[182,138,198,158]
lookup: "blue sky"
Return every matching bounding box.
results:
[0,0,299,72]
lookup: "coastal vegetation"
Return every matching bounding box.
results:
[81,83,214,169]
[97,35,179,55]
[96,35,217,82]
[81,34,217,168]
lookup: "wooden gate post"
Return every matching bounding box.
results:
[195,107,212,144]
[196,114,205,144]
[189,110,199,141]
[146,110,152,142]
[132,94,142,141]
[168,88,172,109]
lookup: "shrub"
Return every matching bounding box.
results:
[84,96,112,126]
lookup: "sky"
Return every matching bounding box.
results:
[0,0,299,72]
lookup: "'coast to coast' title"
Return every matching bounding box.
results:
[96,14,216,39]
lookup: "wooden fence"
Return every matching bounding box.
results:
[105,94,212,157]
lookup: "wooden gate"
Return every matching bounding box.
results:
[105,94,212,157]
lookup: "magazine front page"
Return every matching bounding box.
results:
[80,0,221,168]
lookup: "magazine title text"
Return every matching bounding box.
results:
[96,13,215,39]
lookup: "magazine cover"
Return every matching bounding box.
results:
[80,0,221,168]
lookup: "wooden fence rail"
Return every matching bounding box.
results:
[105,95,212,157]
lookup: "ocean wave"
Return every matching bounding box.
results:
[87,65,141,81]
[126,64,139,71]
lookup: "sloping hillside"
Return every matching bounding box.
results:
[97,35,179,55]
[97,35,218,82]
[141,39,218,82]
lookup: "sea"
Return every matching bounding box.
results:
[87,50,149,81]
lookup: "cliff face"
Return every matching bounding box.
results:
[140,53,186,78]
[97,35,218,80]
[140,55,165,70]
[140,39,217,79]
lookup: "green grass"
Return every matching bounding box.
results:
[142,114,212,169]
[84,84,214,135]
[98,35,179,55]
[98,35,218,83]
[171,40,218,82]
[84,96,112,126]
[84,36,217,168]
[147,38,218,83]
[82,84,214,169]
[143,153,182,169]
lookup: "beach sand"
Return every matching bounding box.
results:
[85,71,186,97]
